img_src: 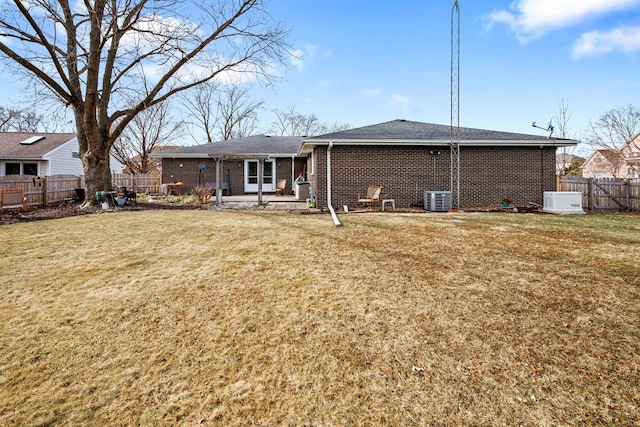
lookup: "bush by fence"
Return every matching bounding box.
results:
[558,176,640,212]
[0,173,161,207]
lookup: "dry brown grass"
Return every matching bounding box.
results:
[0,210,639,426]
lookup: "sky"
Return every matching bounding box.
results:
[251,0,640,153]
[1,0,639,154]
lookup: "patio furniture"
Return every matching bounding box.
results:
[275,179,287,196]
[165,182,183,196]
[116,186,137,205]
[206,182,230,196]
[382,198,395,211]
[357,185,382,211]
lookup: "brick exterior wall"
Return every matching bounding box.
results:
[161,157,307,195]
[311,145,557,210]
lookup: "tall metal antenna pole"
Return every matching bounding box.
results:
[450,0,460,210]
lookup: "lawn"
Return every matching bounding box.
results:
[0,210,639,426]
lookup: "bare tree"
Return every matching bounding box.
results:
[269,106,350,136]
[587,104,640,177]
[182,83,263,142]
[553,99,583,176]
[112,101,183,174]
[0,106,42,132]
[181,81,219,144]
[216,85,263,140]
[0,0,289,205]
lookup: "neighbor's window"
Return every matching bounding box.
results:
[23,163,38,175]
[5,163,20,175]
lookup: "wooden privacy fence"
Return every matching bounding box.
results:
[0,173,161,208]
[558,176,640,212]
[111,173,161,194]
[0,175,82,207]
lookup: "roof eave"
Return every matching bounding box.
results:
[0,155,44,160]
[297,138,578,155]
[150,152,295,159]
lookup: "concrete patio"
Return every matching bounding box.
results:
[212,194,310,210]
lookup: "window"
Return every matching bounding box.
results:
[5,163,20,175]
[263,161,273,184]
[247,161,258,184]
[23,163,38,175]
[4,162,38,175]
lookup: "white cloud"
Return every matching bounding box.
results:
[389,94,415,113]
[361,88,382,97]
[484,0,640,42]
[572,26,640,58]
[288,43,328,73]
[289,49,305,72]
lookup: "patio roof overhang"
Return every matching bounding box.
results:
[150,152,277,160]
[296,138,578,156]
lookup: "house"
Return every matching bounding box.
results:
[582,135,640,179]
[152,135,306,196]
[154,119,578,209]
[0,132,124,177]
[582,150,622,178]
[556,153,584,175]
[582,149,639,179]
[299,120,577,209]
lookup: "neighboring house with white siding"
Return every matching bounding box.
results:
[0,132,124,177]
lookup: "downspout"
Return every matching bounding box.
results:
[291,154,295,195]
[327,141,342,227]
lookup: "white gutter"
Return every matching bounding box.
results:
[326,141,342,227]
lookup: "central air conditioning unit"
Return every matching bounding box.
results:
[424,190,452,212]
[542,191,585,214]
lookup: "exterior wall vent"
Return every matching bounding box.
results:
[424,190,452,212]
[542,191,585,214]
[19,135,45,145]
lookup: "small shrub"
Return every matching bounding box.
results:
[190,186,213,203]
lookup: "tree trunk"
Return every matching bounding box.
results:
[79,133,113,208]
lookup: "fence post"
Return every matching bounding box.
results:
[625,181,630,212]
[42,177,48,206]
[587,178,594,211]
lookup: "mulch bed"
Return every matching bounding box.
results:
[0,200,203,225]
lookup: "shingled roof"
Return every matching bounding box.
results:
[0,132,77,159]
[151,135,302,159]
[298,119,577,155]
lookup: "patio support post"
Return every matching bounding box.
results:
[291,155,295,195]
[215,157,222,207]
[258,158,264,204]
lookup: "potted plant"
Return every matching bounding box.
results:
[501,195,513,207]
